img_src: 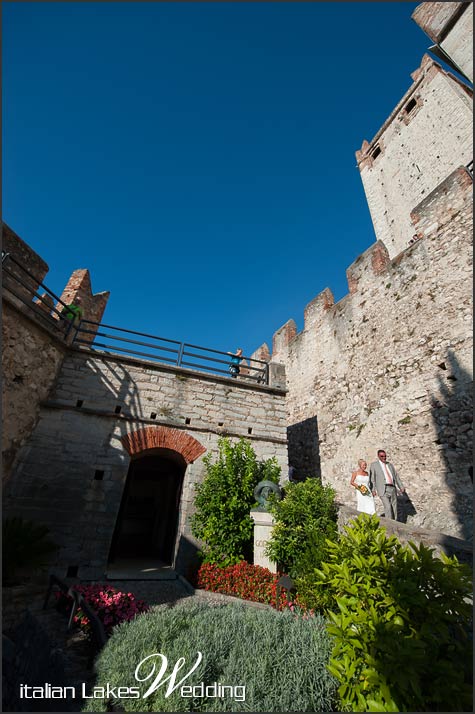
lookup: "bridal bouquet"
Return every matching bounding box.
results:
[356,484,371,496]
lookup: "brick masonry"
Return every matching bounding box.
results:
[3,348,288,580]
[56,269,110,343]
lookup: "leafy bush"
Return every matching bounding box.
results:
[55,584,149,636]
[83,602,337,712]
[305,514,473,712]
[265,479,338,578]
[2,516,58,584]
[191,438,280,565]
[197,561,293,608]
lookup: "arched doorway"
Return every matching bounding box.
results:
[108,449,186,567]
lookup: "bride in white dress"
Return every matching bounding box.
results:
[350,459,376,515]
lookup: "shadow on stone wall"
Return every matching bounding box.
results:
[397,492,418,524]
[287,416,322,480]
[430,349,473,541]
[85,356,145,423]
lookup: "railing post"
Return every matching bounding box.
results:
[177,342,185,367]
[72,319,82,345]
[63,318,74,342]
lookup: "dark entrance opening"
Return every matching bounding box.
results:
[108,450,186,566]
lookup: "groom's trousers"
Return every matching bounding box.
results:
[381,484,398,520]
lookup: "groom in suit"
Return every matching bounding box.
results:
[369,449,405,520]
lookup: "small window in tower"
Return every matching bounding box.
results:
[371,145,381,161]
[405,98,417,114]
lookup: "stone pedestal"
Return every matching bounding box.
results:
[250,509,276,573]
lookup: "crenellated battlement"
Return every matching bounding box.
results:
[271,319,298,360]
[346,241,390,295]
[412,2,473,83]
[56,269,110,342]
[2,221,110,335]
[266,166,472,362]
[259,164,472,539]
[410,165,473,237]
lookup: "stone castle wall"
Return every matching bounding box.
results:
[2,297,67,484]
[262,167,473,539]
[412,2,473,82]
[4,348,288,579]
[2,223,111,482]
[356,56,472,258]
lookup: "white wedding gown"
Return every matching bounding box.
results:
[354,473,376,514]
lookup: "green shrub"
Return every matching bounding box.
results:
[2,516,58,584]
[83,602,337,712]
[305,514,473,712]
[191,438,280,565]
[265,479,338,578]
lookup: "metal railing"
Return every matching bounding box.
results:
[2,251,270,384]
[73,320,269,384]
[1,251,77,338]
[43,574,108,652]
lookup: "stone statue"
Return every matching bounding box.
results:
[253,480,282,511]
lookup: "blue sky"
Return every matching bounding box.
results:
[3,1,432,358]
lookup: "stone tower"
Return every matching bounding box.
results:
[356,54,472,258]
[412,1,473,83]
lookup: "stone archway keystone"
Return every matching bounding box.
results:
[121,426,206,464]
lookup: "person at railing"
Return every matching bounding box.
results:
[227,347,243,378]
[61,295,84,329]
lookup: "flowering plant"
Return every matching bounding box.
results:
[197,561,307,612]
[54,583,149,636]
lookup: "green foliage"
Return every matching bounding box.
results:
[303,514,473,712]
[265,479,338,578]
[83,602,337,712]
[191,438,280,565]
[2,516,58,584]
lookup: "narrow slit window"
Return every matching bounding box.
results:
[405,98,417,113]
[371,145,381,160]
[185,417,191,425]
[247,427,253,435]
[150,412,157,420]
[94,470,104,481]
[114,405,122,414]
[76,399,83,408]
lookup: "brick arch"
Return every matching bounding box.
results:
[121,426,206,464]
